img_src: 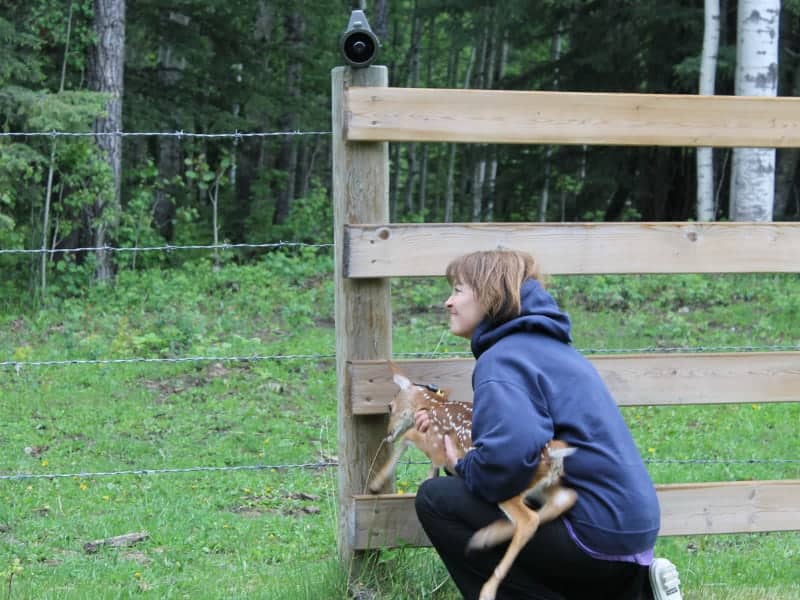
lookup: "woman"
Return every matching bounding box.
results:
[414,249,682,600]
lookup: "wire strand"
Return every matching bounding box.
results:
[1,353,336,369]
[0,241,332,256]
[0,130,331,139]
[5,345,800,369]
[2,457,796,483]
[0,461,339,481]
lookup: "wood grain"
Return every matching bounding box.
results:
[346,87,800,147]
[348,354,800,414]
[352,480,800,549]
[344,222,800,277]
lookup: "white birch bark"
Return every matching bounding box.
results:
[729,0,780,222]
[697,0,720,221]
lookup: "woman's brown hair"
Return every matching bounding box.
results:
[445,249,544,324]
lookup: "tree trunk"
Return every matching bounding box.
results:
[372,0,389,42]
[539,27,563,222]
[443,44,469,223]
[484,15,505,222]
[774,56,800,218]
[774,149,799,218]
[273,10,304,225]
[153,135,180,241]
[470,16,490,222]
[729,0,780,221]
[402,7,422,216]
[151,13,189,241]
[87,0,125,281]
[697,0,720,221]
[40,141,57,296]
[443,145,456,223]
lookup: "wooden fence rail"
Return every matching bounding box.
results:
[345,87,800,147]
[347,354,800,414]
[352,480,800,550]
[344,222,800,277]
[332,68,800,563]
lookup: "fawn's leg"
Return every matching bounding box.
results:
[472,485,577,552]
[536,486,578,524]
[477,497,540,600]
[368,439,411,493]
[467,518,516,552]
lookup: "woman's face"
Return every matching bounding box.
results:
[445,281,485,339]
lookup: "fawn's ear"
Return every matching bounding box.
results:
[387,361,412,390]
[392,372,413,390]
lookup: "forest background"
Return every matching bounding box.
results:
[1,0,799,300]
[1,2,799,597]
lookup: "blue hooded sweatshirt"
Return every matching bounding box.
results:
[454,278,660,557]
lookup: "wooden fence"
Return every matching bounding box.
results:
[332,66,800,561]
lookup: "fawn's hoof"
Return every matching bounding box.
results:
[478,578,499,600]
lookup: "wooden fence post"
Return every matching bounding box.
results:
[332,65,392,568]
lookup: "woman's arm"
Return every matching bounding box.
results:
[456,378,554,503]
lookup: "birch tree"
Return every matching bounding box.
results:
[697,0,720,221]
[729,0,780,221]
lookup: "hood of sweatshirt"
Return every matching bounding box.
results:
[471,278,572,358]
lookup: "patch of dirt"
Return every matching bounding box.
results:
[121,550,151,565]
[231,506,265,518]
[142,376,203,404]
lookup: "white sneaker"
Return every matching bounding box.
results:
[649,558,682,600]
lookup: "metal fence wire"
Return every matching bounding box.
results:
[1,128,797,483]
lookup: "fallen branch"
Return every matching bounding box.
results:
[84,531,149,554]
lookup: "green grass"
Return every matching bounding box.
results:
[1,256,799,598]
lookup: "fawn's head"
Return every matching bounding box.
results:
[385,363,448,442]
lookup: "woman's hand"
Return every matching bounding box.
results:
[416,408,458,473]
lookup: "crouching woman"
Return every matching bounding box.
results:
[415,249,681,600]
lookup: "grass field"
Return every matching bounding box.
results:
[1,252,798,598]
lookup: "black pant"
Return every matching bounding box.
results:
[415,477,653,600]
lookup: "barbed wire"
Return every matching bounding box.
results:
[574,343,800,355]
[394,458,800,467]
[401,344,800,356]
[0,241,332,257]
[0,460,339,481]
[4,345,800,370]
[643,458,800,465]
[1,353,336,369]
[0,129,331,139]
[2,457,796,483]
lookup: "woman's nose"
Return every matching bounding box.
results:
[444,295,454,308]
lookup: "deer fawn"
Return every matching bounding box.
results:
[369,362,578,600]
[367,362,472,493]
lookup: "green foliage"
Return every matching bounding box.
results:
[0,87,110,300]
[1,264,799,598]
[273,182,334,244]
[581,202,642,222]
[0,16,43,86]
[4,0,799,301]
[24,0,96,85]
